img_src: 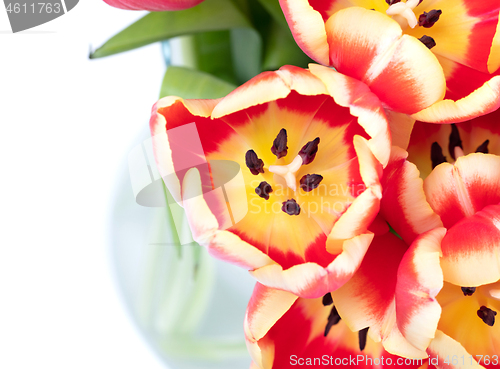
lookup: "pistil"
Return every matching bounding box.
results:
[269,155,303,191]
[386,0,420,29]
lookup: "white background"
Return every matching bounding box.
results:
[0,1,169,368]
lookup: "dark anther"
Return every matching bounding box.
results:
[255,181,273,200]
[461,287,476,296]
[245,150,264,175]
[358,327,369,351]
[281,199,301,216]
[418,9,442,28]
[431,142,447,169]
[271,128,288,159]
[448,124,463,160]
[385,0,401,5]
[477,306,497,327]
[418,35,436,49]
[324,305,341,337]
[300,174,323,192]
[322,293,333,306]
[298,137,320,165]
[475,139,490,154]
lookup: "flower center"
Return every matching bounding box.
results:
[386,0,420,29]
[269,155,303,192]
[431,124,491,169]
[245,130,326,216]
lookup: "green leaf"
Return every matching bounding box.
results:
[191,31,237,84]
[90,0,252,59]
[262,20,313,71]
[256,0,288,28]
[230,28,262,82]
[160,66,237,99]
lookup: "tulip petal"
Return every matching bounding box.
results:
[103,0,204,11]
[245,283,416,369]
[325,7,446,115]
[308,63,391,166]
[332,232,428,358]
[411,76,500,123]
[396,228,446,352]
[426,330,483,369]
[380,147,443,245]
[440,204,500,287]
[278,0,330,65]
[424,153,500,229]
[333,229,446,358]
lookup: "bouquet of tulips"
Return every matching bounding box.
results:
[95,0,500,367]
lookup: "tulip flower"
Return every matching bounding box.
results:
[279,2,500,123]
[407,109,500,177]
[244,283,426,369]
[150,65,392,298]
[103,0,203,11]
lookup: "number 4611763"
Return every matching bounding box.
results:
[6,3,62,14]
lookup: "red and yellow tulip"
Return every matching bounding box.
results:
[279,1,500,123]
[245,283,425,369]
[150,65,392,298]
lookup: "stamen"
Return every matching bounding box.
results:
[477,306,497,326]
[461,287,476,296]
[448,124,463,160]
[418,35,436,49]
[299,137,320,165]
[475,139,490,154]
[358,327,369,351]
[300,174,323,192]
[324,305,341,337]
[269,155,303,191]
[322,292,333,306]
[431,142,447,169]
[255,181,273,200]
[245,150,264,175]
[281,199,301,216]
[418,9,442,28]
[271,128,288,159]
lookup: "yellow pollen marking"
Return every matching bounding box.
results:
[386,0,419,29]
[268,155,303,192]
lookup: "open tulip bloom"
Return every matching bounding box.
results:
[280,1,500,124]
[150,65,393,299]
